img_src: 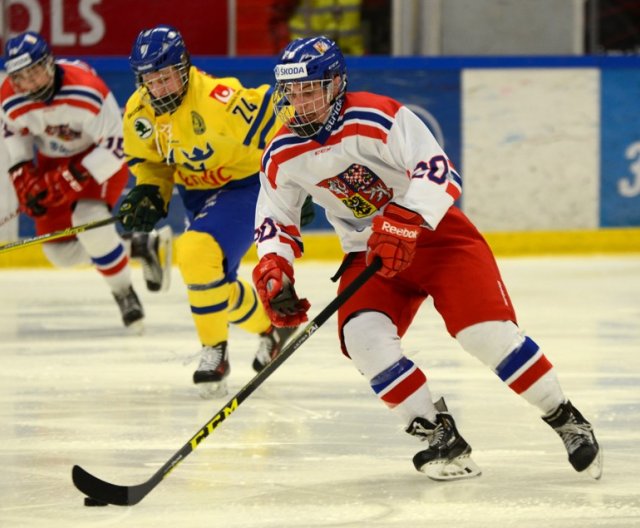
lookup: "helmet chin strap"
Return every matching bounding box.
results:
[295,121,324,137]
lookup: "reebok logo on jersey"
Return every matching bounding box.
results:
[379,221,419,239]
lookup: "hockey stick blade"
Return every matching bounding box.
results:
[72,465,154,506]
[72,257,381,506]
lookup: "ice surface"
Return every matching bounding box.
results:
[1,257,639,527]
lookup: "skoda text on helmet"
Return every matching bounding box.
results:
[129,25,191,115]
[3,31,56,102]
[273,36,347,139]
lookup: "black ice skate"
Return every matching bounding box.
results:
[252,325,297,372]
[193,342,230,398]
[130,226,172,292]
[406,398,481,481]
[112,285,144,331]
[543,400,602,479]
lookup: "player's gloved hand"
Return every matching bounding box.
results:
[300,194,315,227]
[118,184,167,232]
[39,162,92,208]
[252,253,311,327]
[366,203,423,278]
[9,161,47,217]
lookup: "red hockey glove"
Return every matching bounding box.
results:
[9,161,47,217]
[39,162,92,208]
[366,203,423,278]
[252,253,311,328]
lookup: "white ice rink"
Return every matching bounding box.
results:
[1,257,639,528]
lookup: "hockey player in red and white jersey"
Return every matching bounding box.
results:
[0,31,170,330]
[252,36,602,480]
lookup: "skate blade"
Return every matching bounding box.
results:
[196,380,228,399]
[420,454,482,481]
[125,319,145,336]
[585,448,603,480]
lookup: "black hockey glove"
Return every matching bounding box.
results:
[118,184,167,232]
[300,194,315,227]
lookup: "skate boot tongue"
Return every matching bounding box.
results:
[193,342,230,399]
[543,400,602,479]
[406,398,481,481]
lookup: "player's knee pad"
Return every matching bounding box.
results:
[176,231,224,285]
[42,240,91,267]
[342,311,404,379]
[71,199,110,226]
[456,320,525,369]
[73,200,123,256]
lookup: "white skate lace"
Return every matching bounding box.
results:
[408,419,442,445]
[255,334,276,365]
[555,422,594,454]
[115,289,138,312]
[197,346,225,372]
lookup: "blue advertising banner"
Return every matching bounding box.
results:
[600,69,640,227]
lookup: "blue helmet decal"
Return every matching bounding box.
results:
[3,31,52,74]
[274,36,346,84]
[129,25,189,75]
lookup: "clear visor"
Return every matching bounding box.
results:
[273,79,336,138]
[8,55,55,102]
[137,62,190,115]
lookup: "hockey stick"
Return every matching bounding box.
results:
[0,216,119,254]
[0,207,20,228]
[72,257,382,506]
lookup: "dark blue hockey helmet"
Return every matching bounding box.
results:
[273,36,347,138]
[3,31,56,101]
[129,25,191,114]
[274,36,347,85]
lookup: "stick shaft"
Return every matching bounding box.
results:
[0,216,118,254]
[0,208,20,228]
[72,257,381,506]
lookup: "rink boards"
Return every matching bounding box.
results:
[1,56,640,265]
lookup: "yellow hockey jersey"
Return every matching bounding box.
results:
[123,67,278,209]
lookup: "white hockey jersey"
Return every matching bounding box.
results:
[255,91,462,262]
[0,60,124,183]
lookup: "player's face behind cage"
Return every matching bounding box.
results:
[138,63,189,115]
[8,55,55,101]
[273,78,338,138]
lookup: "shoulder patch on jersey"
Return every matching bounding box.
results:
[210,84,235,104]
[191,111,206,134]
[133,117,153,139]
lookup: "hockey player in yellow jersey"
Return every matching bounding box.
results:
[119,25,304,397]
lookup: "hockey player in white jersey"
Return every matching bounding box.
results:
[252,36,602,480]
[0,31,170,329]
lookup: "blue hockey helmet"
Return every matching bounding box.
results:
[273,36,347,138]
[3,31,56,101]
[129,25,191,114]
